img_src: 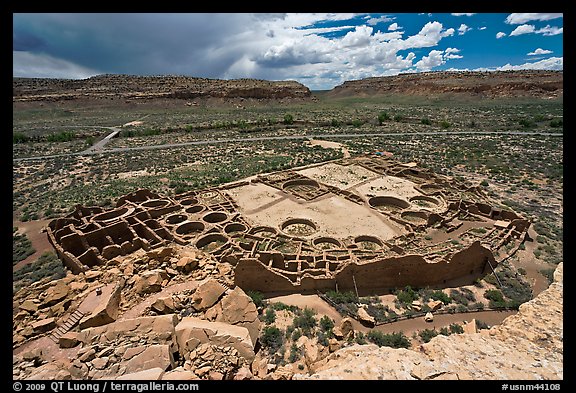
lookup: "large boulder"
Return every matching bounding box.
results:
[333,317,354,339]
[20,300,39,313]
[31,317,56,333]
[191,279,227,311]
[123,345,176,374]
[175,317,255,362]
[151,297,175,315]
[217,287,260,344]
[41,281,70,308]
[134,270,168,295]
[176,256,198,273]
[78,314,178,347]
[79,282,122,329]
[357,307,375,326]
[116,368,165,380]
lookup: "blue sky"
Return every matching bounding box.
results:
[13,13,563,90]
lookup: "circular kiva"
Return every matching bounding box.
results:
[185,205,205,214]
[175,221,205,235]
[409,195,441,208]
[354,235,384,250]
[180,198,198,206]
[195,233,229,252]
[202,211,228,224]
[419,183,443,194]
[281,218,317,236]
[282,179,320,191]
[248,226,278,238]
[224,222,248,234]
[165,214,187,225]
[313,236,342,250]
[400,210,429,224]
[92,207,133,223]
[140,199,171,208]
[368,196,410,211]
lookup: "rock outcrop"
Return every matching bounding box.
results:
[298,262,563,380]
[326,70,563,99]
[13,75,312,103]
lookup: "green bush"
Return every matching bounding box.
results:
[331,119,340,127]
[325,290,358,304]
[393,114,404,122]
[549,119,563,128]
[421,118,432,125]
[449,323,464,334]
[539,268,555,284]
[270,302,299,312]
[351,119,364,128]
[293,308,317,331]
[367,331,410,349]
[283,114,294,125]
[440,120,451,129]
[247,290,265,309]
[289,343,301,362]
[319,315,334,332]
[418,329,438,343]
[261,326,284,352]
[355,331,367,345]
[429,290,452,305]
[394,286,419,305]
[13,231,35,265]
[378,111,391,124]
[484,289,507,309]
[13,132,30,144]
[46,131,75,142]
[264,308,276,325]
[518,118,535,129]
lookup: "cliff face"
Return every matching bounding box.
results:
[326,70,563,99]
[12,75,312,102]
[298,262,563,380]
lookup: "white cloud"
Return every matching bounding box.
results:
[496,32,507,39]
[510,24,536,36]
[388,22,401,31]
[495,56,563,71]
[13,51,101,79]
[536,25,563,36]
[458,24,472,35]
[367,15,394,26]
[505,13,563,24]
[401,21,454,49]
[415,50,445,71]
[452,13,475,17]
[528,48,553,56]
[341,25,373,48]
[444,47,463,59]
[510,24,563,37]
[479,26,487,30]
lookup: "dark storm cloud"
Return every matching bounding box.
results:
[12,13,257,77]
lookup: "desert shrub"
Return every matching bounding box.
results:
[484,289,507,309]
[355,331,367,345]
[351,119,364,127]
[319,315,334,333]
[421,118,432,125]
[394,285,419,306]
[539,268,555,284]
[264,308,276,325]
[418,329,438,343]
[440,120,451,129]
[325,290,358,304]
[367,331,410,349]
[518,118,535,128]
[13,251,66,294]
[394,114,404,122]
[331,118,341,127]
[289,343,301,362]
[13,132,30,144]
[270,302,299,313]
[261,326,284,352]
[13,230,35,265]
[549,119,563,128]
[293,308,317,332]
[378,111,391,124]
[247,290,265,309]
[283,114,294,125]
[449,323,464,334]
[46,131,75,142]
[429,290,452,305]
[440,327,450,336]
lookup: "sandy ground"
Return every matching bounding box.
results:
[306,139,350,158]
[13,219,53,272]
[123,120,144,127]
[228,182,406,241]
[297,163,378,189]
[354,176,423,204]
